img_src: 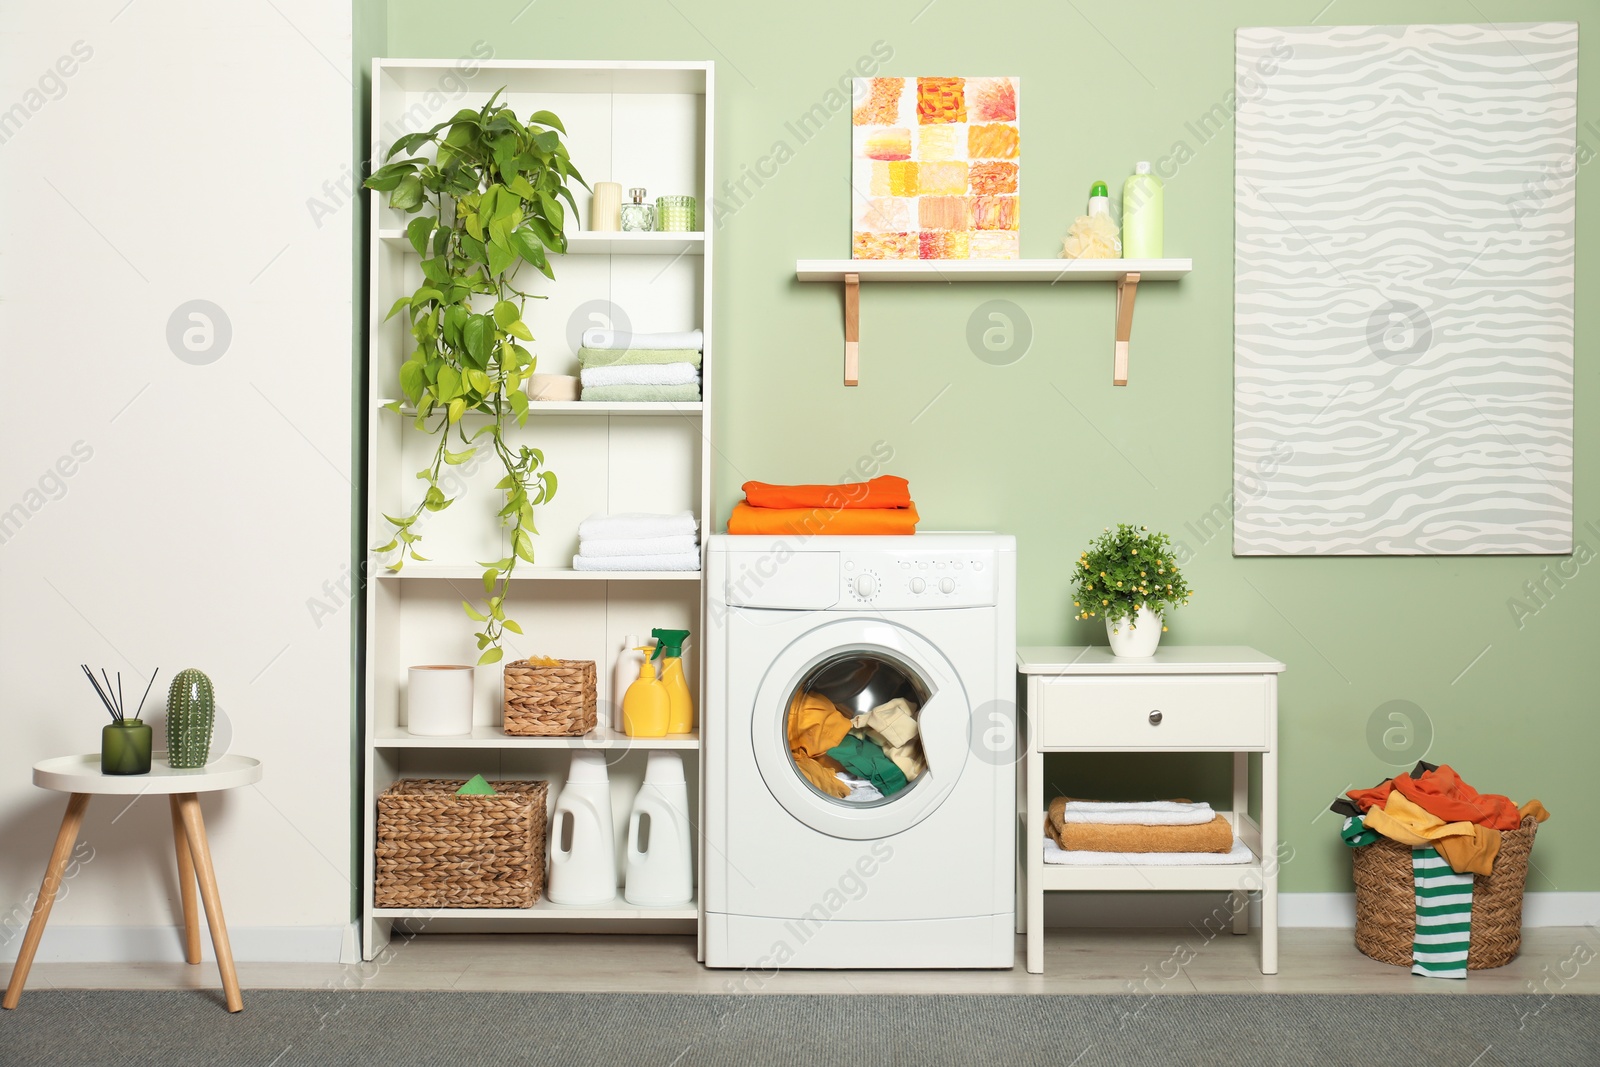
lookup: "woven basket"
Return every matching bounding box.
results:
[1352,815,1538,970]
[375,778,548,909]
[502,659,597,736]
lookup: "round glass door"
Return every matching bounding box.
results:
[786,651,931,806]
[751,617,970,841]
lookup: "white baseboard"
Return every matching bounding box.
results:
[1046,892,1600,930]
[0,924,349,964]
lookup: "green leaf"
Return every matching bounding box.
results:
[443,446,476,466]
[539,469,558,501]
[482,568,498,594]
[501,618,524,635]
[493,300,520,328]
[436,365,461,400]
[409,287,443,310]
[447,397,466,424]
[384,294,412,321]
[390,174,425,212]
[527,110,566,134]
[398,360,425,402]
[423,486,448,511]
[465,368,493,395]
[507,319,533,341]
[486,240,516,276]
[372,539,398,554]
[405,215,435,255]
[461,600,487,622]
[477,645,504,666]
[463,315,493,363]
[383,513,416,528]
[513,528,536,565]
[536,191,564,232]
[505,174,539,200]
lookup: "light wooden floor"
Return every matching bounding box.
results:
[21,928,1600,996]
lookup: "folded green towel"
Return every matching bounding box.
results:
[456,774,496,796]
[582,384,702,403]
[577,347,702,368]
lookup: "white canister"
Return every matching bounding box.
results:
[624,752,694,907]
[589,182,623,231]
[546,751,619,906]
[406,665,475,736]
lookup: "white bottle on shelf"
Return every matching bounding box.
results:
[546,751,618,906]
[624,752,694,907]
[612,635,652,732]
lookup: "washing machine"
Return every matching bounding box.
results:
[703,533,1016,969]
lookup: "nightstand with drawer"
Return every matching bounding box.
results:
[1017,646,1286,974]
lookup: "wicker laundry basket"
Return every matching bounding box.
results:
[1351,815,1538,969]
[375,778,548,909]
[502,659,597,736]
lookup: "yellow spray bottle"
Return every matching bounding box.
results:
[651,628,694,734]
[621,647,669,738]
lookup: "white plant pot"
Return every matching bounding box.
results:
[1106,607,1163,658]
[406,665,475,736]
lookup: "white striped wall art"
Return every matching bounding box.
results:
[1233,23,1577,556]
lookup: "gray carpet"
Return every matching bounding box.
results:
[2,991,1597,1066]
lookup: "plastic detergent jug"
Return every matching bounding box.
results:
[624,752,694,907]
[546,751,618,906]
[1121,161,1164,258]
[621,647,669,738]
[612,634,651,732]
[651,628,694,734]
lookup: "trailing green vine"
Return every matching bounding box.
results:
[365,90,586,664]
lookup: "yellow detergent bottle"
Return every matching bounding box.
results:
[652,628,694,734]
[622,647,669,738]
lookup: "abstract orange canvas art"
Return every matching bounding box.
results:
[852,76,1020,260]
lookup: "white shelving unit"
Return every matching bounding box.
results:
[362,59,714,960]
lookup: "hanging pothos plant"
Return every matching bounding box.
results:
[365,90,587,664]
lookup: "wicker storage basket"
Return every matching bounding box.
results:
[502,659,597,736]
[1352,815,1538,970]
[375,778,548,909]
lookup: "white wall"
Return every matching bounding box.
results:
[0,1,354,962]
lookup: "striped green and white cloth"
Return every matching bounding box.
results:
[1411,845,1473,979]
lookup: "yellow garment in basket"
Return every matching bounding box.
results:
[1363,791,1500,877]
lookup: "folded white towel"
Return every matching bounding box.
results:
[582,328,704,351]
[571,551,701,572]
[577,511,698,541]
[1043,835,1252,866]
[580,363,699,388]
[578,534,699,558]
[1055,800,1217,826]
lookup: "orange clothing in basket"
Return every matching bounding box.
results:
[1349,764,1524,832]
[741,475,913,511]
[728,501,920,536]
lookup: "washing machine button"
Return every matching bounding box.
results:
[939,577,956,594]
[910,577,927,593]
[854,573,877,598]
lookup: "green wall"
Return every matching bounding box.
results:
[372,0,1597,895]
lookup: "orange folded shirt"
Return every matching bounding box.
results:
[727,501,920,536]
[742,475,912,511]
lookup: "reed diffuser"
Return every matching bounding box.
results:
[86,664,158,775]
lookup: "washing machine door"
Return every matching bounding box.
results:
[751,616,971,841]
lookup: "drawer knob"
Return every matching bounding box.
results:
[1148,710,1163,725]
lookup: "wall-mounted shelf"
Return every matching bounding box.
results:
[376,400,703,417]
[369,562,702,582]
[795,257,1192,386]
[373,725,699,750]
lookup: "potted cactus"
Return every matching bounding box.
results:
[166,668,216,768]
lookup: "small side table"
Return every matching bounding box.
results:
[1019,646,1285,975]
[3,754,262,1013]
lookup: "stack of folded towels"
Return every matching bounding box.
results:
[578,328,702,403]
[572,511,700,571]
[1044,798,1243,865]
[728,475,920,535]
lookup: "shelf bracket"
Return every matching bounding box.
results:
[843,272,860,386]
[1113,271,1140,386]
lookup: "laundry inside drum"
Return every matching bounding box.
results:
[785,652,930,805]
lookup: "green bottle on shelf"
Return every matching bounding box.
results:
[1121,162,1164,259]
[166,668,216,769]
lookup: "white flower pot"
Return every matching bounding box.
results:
[407,665,475,736]
[1106,607,1163,658]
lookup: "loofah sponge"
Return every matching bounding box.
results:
[1062,214,1121,259]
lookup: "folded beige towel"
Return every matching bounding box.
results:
[1048,796,1233,854]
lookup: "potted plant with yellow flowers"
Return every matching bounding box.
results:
[1072,524,1192,657]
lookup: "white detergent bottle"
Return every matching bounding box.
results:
[623,752,694,907]
[612,635,650,732]
[546,751,618,906]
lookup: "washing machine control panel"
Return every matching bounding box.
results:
[842,549,997,608]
